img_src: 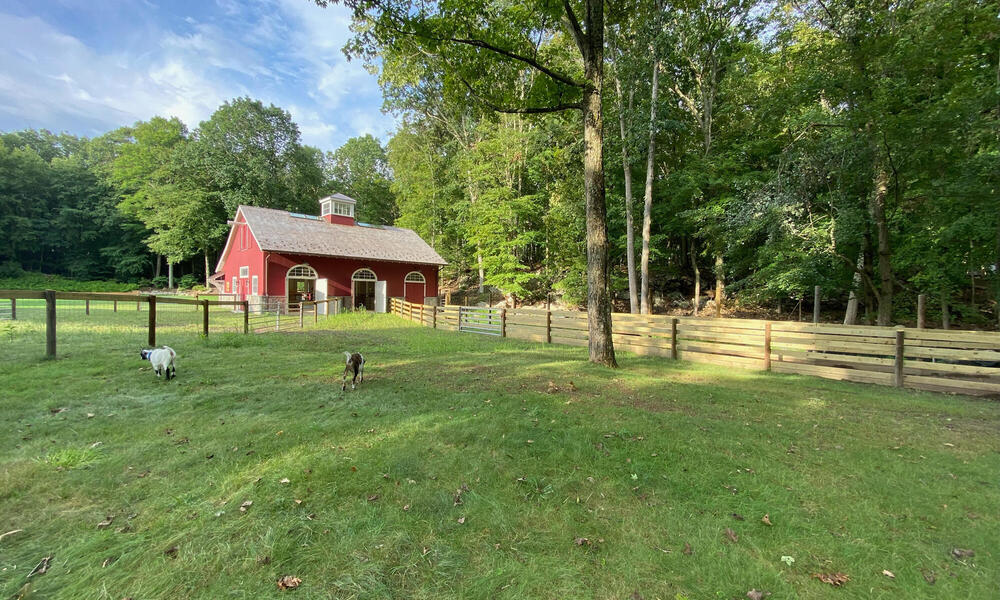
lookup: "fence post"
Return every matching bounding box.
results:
[243,300,249,334]
[894,330,905,388]
[276,303,280,331]
[433,305,438,329]
[917,294,926,329]
[546,309,552,343]
[458,306,463,332]
[764,322,772,371]
[299,304,304,328]
[137,299,141,311]
[44,290,56,358]
[113,300,117,313]
[202,300,209,336]
[420,304,425,326]
[147,295,156,346]
[500,308,506,338]
[10,298,14,320]
[314,302,318,324]
[85,299,90,316]
[671,318,678,360]
[813,286,820,323]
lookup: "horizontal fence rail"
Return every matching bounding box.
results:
[390,299,1000,397]
[0,289,248,358]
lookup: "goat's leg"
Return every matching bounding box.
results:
[342,367,349,391]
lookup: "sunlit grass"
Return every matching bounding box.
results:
[0,311,998,599]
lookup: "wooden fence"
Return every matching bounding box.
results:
[390,298,1000,397]
[0,290,247,358]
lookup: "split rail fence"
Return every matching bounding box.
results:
[391,299,1000,397]
[0,289,247,358]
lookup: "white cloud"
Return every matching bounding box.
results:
[0,4,393,149]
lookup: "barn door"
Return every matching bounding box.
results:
[375,281,387,313]
[315,278,328,315]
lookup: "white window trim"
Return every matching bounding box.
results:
[333,202,354,217]
[251,275,259,295]
[239,266,249,278]
[404,271,426,283]
[351,268,377,281]
[321,200,332,216]
[287,264,318,279]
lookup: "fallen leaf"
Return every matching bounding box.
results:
[239,500,253,513]
[574,537,590,546]
[457,516,465,524]
[350,466,357,472]
[306,513,316,520]
[725,528,739,543]
[943,442,955,447]
[882,569,895,579]
[28,556,52,577]
[812,572,849,586]
[762,513,773,526]
[921,569,936,585]
[422,546,430,556]
[101,556,116,568]
[279,478,290,484]
[682,542,693,555]
[780,555,795,566]
[402,504,410,511]
[731,513,745,521]
[96,516,114,529]
[294,499,302,505]
[164,546,179,559]
[87,413,95,419]
[951,548,975,560]
[747,590,766,600]
[367,495,380,502]
[276,575,301,590]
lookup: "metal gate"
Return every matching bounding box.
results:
[458,306,501,336]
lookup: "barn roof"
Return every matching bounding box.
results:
[237,205,447,266]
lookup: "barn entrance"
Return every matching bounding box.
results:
[352,268,377,310]
[286,264,317,310]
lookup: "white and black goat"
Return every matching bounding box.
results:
[342,351,365,390]
[140,346,177,380]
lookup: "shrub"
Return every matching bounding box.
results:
[0,273,139,292]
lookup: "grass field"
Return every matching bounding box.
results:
[1,310,998,599]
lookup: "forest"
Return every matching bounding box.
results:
[1,0,997,330]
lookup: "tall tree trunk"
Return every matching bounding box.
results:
[871,160,893,326]
[467,184,485,293]
[615,77,639,313]
[844,251,863,324]
[690,239,700,316]
[155,254,162,280]
[582,0,616,367]
[640,60,660,315]
[714,253,724,318]
[204,250,210,288]
[168,262,174,290]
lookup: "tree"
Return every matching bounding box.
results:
[319,0,618,366]
[325,135,397,224]
[188,97,315,216]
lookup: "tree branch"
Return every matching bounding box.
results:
[458,76,582,114]
[562,0,588,60]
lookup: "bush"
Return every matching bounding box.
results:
[151,276,168,289]
[0,272,139,292]
[177,274,200,289]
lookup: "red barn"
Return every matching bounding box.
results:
[212,194,446,312]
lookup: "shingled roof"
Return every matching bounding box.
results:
[237,205,447,266]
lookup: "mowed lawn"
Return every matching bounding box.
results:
[1,311,998,599]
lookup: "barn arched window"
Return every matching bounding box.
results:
[404,271,426,283]
[287,264,318,279]
[352,268,377,281]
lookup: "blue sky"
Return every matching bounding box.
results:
[0,0,394,151]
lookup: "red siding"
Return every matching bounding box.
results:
[217,211,264,298]
[266,253,438,300]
